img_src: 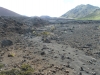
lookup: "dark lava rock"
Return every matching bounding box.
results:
[44,39,51,43]
[41,52,45,55]
[42,38,51,43]
[79,72,82,75]
[80,67,84,71]
[92,72,96,75]
[1,40,13,47]
[0,57,3,62]
[61,55,65,60]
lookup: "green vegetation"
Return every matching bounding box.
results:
[20,64,33,72]
[41,31,50,36]
[61,4,100,20]
[0,64,34,75]
[0,63,4,69]
[77,9,100,20]
[8,52,15,57]
[78,16,100,20]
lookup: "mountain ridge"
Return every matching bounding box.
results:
[0,7,21,16]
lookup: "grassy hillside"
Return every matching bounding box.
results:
[61,4,99,19]
[78,9,100,20]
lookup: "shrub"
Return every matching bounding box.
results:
[0,69,21,75]
[20,64,33,72]
[8,52,15,57]
[0,63,4,69]
[41,31,50,36]
[0,64,34,75]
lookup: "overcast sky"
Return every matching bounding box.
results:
[0,0,100,17]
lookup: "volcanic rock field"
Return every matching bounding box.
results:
[0,16,100,75]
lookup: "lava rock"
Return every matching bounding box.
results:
[1,40,13,47]
[43,38,51,43]
[41,52,46,55]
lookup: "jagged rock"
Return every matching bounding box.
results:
[42,38,51,43]
[0,57,3,62]
[65,70,69,73]
[80,67,84,71]
[92,72,96,75]
[79,72,82,75]
[41,52,45,55]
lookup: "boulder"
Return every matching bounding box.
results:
[1,40,13,47]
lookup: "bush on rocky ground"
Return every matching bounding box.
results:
[0,63,4,69]
[0,64,34,75]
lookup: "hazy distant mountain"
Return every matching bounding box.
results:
[61,4,99,19]
[0,7,20,16]
[40,16,51,19]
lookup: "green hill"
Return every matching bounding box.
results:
[78,8,100,20]
[61,4,99,19]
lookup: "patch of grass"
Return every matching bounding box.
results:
[21,64,33,72]
[77,16,100,20]
[77,9,100,20]
[41,31,50,36]
[0,64,34,75]
[8,52,15,57]
[0,63,4,69]
[0,69,21,75]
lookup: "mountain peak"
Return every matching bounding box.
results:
[0,6,21,16]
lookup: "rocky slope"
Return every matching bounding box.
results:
[0,16,100,75]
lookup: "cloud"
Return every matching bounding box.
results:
[72,0,100,6]
[0,0,74,16]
